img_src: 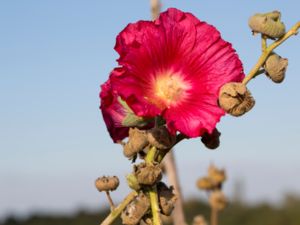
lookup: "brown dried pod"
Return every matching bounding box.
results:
[264,53,288,83]
[121,192,150,225]
[193,215,208,225]
[248,11,285,38]
[124,128,149,159]
[196,177,216,191]
[201,128,221,150]
[95,176,119,192]
[219,82,255,117]
[147,126,176,150]
[134,162,162,186]
[209,190,227,211]
[157,182,177,216]
[208,165,226,185]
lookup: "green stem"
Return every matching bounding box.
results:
[149,185,162,225]
[100,191,137,225]
[145,146,163,225]
[243,21,300,85]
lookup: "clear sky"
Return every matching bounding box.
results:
[0,0,300,219]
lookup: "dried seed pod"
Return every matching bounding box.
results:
[124,128,149,159]
[193,215,208,225]
[219,82,255,117]
[157,182,177,216]
[147,126,176,150]
[208,165,226,185]
[201,128,221,150]
[196,177,216,191]
[95,176,119,192]
[121,192,150,225]
[134,162,162,186]
[248,11,285,38]
[209,190,227,211]
[264,53,288,83]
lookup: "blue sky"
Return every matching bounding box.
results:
[0,0,299,219]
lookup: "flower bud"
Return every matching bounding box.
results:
[134,162,162,186]
[124,128,149,158]
[208,165,226,185]
[201,128,220,150]
[147,126,176,150]
[121,192,150,225]
[193,215,208,225]
[219,82,255,117]
[248,11,285,38]
[196,177,216,191]
[264,53,288,83]
[157,182,177,216]
[95,176,119,192]
[209,190,227,211]
[126,174,141,191]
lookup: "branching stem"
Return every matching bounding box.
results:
[100,191,137,225]
[243,21,300,85]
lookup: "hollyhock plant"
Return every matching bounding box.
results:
[108,8,244,138]
[97,5,300,225]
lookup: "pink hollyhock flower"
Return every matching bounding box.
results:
[100,68,129,142]
[100,68,152,142]
[110,8,245,138]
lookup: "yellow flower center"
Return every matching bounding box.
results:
[151,72,190,109]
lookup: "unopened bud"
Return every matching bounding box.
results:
[208,165,226,185]
[201,128,221,150]
[134,162,162,186]
[157,182,177,216]
[209,190,227,211]
[95,176,119,192]
[124,128,149,159]
[121,192,150,225]
[219,82,255,117]
[264,53,288,83]
[196,177,216,191]
[248,11,285,38]
[126,174,141,191]
[147,126,176,150]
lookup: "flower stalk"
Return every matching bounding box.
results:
[105,191,115,210]
[210,207,218,225]
[145,146,163,225]
[243,21,300,85]
[100,191,137,225]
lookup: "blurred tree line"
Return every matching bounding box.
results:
[1,194,300,225]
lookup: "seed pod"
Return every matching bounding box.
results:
[248,11,285,38]
[123,128,149,159]
[95,176,119,192]
[209,190,227,211]
[193,215,208,225]
[201,128,221,150]
[147,126,176,150]
[134,162,162,186]
[219,82,255,117]
[157,182,177,216]
[264,53,288,83]
[196,177,216,191]
[208,165,226,185]
[121,192,150,225]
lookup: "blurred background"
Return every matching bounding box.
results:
[1,0,299,224]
